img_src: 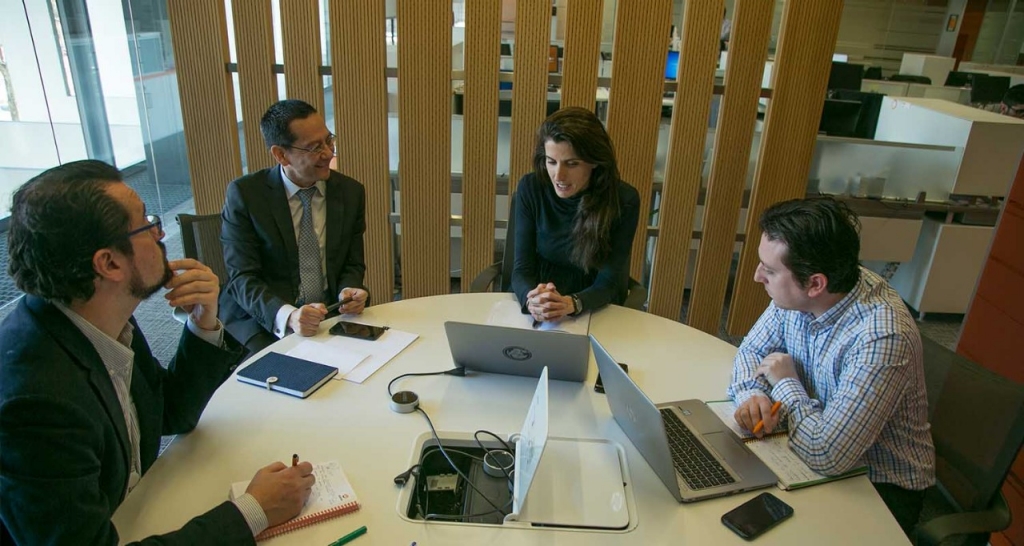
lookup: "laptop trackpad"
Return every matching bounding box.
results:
[704,432,753,462]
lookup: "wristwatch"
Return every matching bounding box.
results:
[570,294,583,317]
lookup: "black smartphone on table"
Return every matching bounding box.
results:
[328,321,389,341]
[721,492,793,540]
[594,362,628,393]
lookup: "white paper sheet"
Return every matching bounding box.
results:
[285,338,369,376]
[324,327,419,384]
[486,299,590,335]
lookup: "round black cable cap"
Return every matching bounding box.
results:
[483,450,514,478]
[390,390,420,413]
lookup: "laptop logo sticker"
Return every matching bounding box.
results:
[503,346,532,361]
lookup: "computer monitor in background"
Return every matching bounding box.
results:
[945,71,978,87]
[828,61,865,92]
[831,90,884,139]
[665,50,680,81]
[501,43,512,56]
[819,99,863,137]
[832,53,849,62]
[864,66,883,80]
[970,74,1011,104]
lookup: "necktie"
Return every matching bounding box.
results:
[296,187,324,305]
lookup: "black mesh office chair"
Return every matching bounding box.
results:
[913,338,1024,546]
[170,213,226,324]
[469,193,647,311]
[176,213,228,286]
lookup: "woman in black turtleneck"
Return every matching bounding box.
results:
[513,107,640,324]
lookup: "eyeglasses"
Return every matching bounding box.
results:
[125,215,163,239]
[285,133,336,156]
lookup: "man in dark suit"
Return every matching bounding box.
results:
[0,160,315,545]
[220,99,369,353]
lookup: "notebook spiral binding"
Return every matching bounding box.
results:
[256,501,361,541]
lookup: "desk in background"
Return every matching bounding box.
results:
[112,293,907,545]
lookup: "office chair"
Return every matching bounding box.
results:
[912,338,1024,546]
[177,213,228,285]
[888,74,932,85]
[469,193,647,311]
[171,213,227,324]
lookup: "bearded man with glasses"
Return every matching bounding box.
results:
[1,160,316,544]
[220,99,369,354]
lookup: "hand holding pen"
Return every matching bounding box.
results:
[752,401,783,435]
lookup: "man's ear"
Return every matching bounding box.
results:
[805,272,829,298]
[1000,103,1010,116]
[92,248,129,283]
[270,145,289,166]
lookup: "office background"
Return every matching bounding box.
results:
[2,0,1024,540]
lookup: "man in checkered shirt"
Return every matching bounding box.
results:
[728,197,935,536]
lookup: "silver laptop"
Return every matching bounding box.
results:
[591,336,777,502]
[444,321,590,382]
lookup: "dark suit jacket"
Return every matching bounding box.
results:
[0,296,249,545]
[219,166,367,346]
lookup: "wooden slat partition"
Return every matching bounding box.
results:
[280,0,324,113]
[726,1,844,336]
[687,0,774,335]
[646,0,724,319]
[604,0,673,284]
[167,0,240,214]
[329,0,393,303]
[231,0,277,174]
[461,1,502,290]
[560,0,603,111]
[509,0,551,195]
[397,0,451,297]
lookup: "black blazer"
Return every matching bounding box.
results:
[219,166,367,346]
[0,295,249,545]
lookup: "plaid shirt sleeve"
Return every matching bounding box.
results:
[727,303,784,406]
[771,330,914,476]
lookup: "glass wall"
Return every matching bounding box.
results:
[0,0,190,312]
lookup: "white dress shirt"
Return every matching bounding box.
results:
[54,304,269,536]
[273,168,330,338]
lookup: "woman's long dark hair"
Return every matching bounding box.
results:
[532,107,622,272]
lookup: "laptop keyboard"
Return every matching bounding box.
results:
[660,408,736,490]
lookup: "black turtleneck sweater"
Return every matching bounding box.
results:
[511,173,640,313]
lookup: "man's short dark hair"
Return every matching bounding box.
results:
[759,197,862,294]
[1002,84,1024,109]
[260,99,318,149]
[7,160,133,304]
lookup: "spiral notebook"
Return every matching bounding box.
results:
[707,400,866,490]
[230,460,360,541]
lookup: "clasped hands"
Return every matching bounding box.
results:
[526,282,574,323]
[733,352,798,437]
[289,287,369,337]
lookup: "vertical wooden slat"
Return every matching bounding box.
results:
[604,0,673,285]
[688,0,774,335]
[560,0,602,111]
[397,0,451,297]
[727,1,844,336]
[509,0,550,194]
[330,0,393,304]
[646,0,724,319]
[167,0,240,214]
[280,0,324,112]
[232,0,277,174]
[462,1,502,289]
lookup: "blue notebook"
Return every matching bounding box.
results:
[236,352,338,398]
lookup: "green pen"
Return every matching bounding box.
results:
[327,525,367,546]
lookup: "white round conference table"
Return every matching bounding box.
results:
[112,293,908,545]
